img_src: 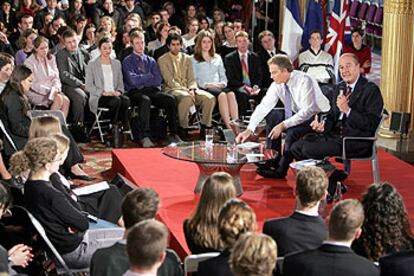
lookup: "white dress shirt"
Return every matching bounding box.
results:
[247,70,330,131]
[123,270,156,276]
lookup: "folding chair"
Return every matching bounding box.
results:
[28,110,68,127]
[89,107,111,143]
[184,252,220,275]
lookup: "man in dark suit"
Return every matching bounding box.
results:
[283,199,380,276]
[90,188,183,276]
[34,0,66,30]
[290,53,384,193]
[379,250,414,276]
[263,166,328,257]
[224,31,263,116]
[56,29,90,140]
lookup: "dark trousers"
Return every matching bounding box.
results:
[291,135,343,161]
[236,87,266,116]
[265,109,314,174]
[98,95,130,125]
[62,125,84,170]
[128,87,178,138]
[62,86,87,125]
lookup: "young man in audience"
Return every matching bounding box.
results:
[298,30,334,85]
[56,28,91,142]
[224,31,263,116]
[158,33,215,139]
[379,250,414,276]
[146,12,162,43]
[123,220,168,276]
[90,188,182,276]
[119,0,145,26]
[34,0,66,30]
[263,166,328,257]
[283,199,380,276]
[236,55,330,179]
[9,14,34,52]
[122,30,182,146]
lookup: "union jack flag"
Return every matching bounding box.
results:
[325,0,351,79]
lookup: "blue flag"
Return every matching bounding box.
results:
[301,0,323,49]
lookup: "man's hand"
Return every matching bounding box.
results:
[236,129,253,143]
[310,115,325,133]
[243,85,253,95]
[337,94,350,113]
[268,122,286,140]
[8,244,33,267]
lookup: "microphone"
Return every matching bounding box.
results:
[338,83,346,97]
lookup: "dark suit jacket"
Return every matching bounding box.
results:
[263,212,327,257]
[257,48,286,89]
[224,50,263,91]
[198,249,232,276]
[56,48,90,89]
[323,76,383,156]
[283,244,380,276]
[379,250,414,276]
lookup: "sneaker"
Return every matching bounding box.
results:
[141,137,155,148]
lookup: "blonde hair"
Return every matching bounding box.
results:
[218,199,257,248]
[296,166,328,207]
[51,133,70,154]
[9,137,58,176]
[29,115,62,139]
[230,232,277,276]
[187,172,236,250]
[100,16,116,34]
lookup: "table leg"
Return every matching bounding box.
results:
[194,163,244,196]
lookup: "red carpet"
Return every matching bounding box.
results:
[111,148,414,259]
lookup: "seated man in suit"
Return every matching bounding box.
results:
[158,33,215,139]
[290,53,384,193]
[122,30,181,147]
[298,30,334,86]
[263,166,328,257]
[56,28,91,141]
[236,55,330,179]
[34,0,66,30]
[124,220,168,276]
[283,199,380,276]
[379,250,414,276]
[90,188,182,276]
[224,31,263,116]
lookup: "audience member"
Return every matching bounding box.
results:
[50,25,70,55]
[344,28,371,75]
[236,54,330,179]
[56,28,91,141]
[0,0,17,34]
[184,172,236,254]
[224,31,263,116]
[158,33,215,139]
[79,23,96,51]
[145,12,161,42]
[123,31,181,146]
[99,0,122,32]
[198,198,257,276]
[15,28,37,65]
[230,232,277,276]
[119,0,144,26]
[86,36,130,147]
[352,182,414,261]
[298,30,334,85]
[379,250,414,276]
[18,0,41,17]
[34,0,66,30]
[283,199,379,276]
[123,220,169,276]
[163,1,183,30]
[152,26,182,61]
[213,20,225,48]
[263,166,328,256]
[24,36,70,118]
[89,29,117,60]
[71,14,87,42]
[147,21,170,54]
[10,137,124,269]
[90,188,183,276]
[218,22,237,60]
[159,9,170,25]
[192,30,239,129]
[182,18,199,49]
[0,53,13,94]
[9,14,33,52]
[198,16,210,31]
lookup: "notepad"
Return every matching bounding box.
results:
[73,181,110,196]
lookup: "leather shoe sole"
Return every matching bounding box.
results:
[256,168,286,179]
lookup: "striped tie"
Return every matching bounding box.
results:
[241,54,251,86]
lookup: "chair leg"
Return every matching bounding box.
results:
[372,154,380,183]
[96,114,105,143]
[88,113,99,137]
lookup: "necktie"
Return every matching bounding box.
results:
[345,85,352,97]
[270,51,274,57]
[72,53,79,65]
[241,54,251,86]
[284,84,293,119]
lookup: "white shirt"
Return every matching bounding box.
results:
[238,51,249,71]
[323,240,352,248]
[102,64,115,92]
[122,270,156,276]
[247,70,330,131]
[295,210,319,217]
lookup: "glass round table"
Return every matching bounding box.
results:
[162,142,277,196]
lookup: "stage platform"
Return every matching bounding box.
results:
[112,148,414,259]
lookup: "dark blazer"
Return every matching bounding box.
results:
[198,249,232,276]
[56,48,90,89]
[283,244,380,276]
[263,212,327,257]
[257,48,286,89]
[379,250,414,276]
[323,76,383,156]
[224,50,263,90]
[34,8,66,30]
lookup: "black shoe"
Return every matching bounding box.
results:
[341,182,348,194]
[178,128,189,141]
[256,168,286,179]
[255,160,278,170]
[331,169,349,182]
[67,172,96,181]
[112,124,124,148]
[326,193,333,204]
[71,124,90,143]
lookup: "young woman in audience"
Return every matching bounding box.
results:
[213,21,226,48]
[24,36,70,118]
[99,16,117,42]
[86,36,130,144]
[9,137,123,269]
[0,53,13,94]
[352,182,414,261]
[198,198,257,276]
[184,172,236,254]
[18,0,41,17]
[219,22,238,59]
[15,28,38,65]
[89,30,117,60]
[71,14,87,42]
[0,1,16,34]
[212,8,226,27]
[198,16,210,31]
[147,21,170,54]
[185,4,198,24]
[66,0,86,24]
[0,65,91,180]
[38,13,54,38]
[80,23,96,51]
[192,30,239,129]
[182,18,199,49]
